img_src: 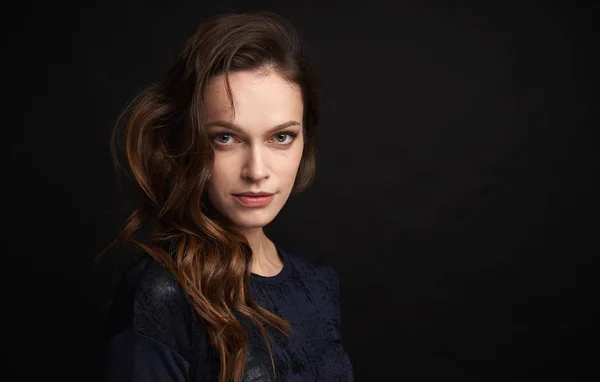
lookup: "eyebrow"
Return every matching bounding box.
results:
[204,120,301,135]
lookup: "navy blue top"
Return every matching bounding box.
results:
[103,243,354,381]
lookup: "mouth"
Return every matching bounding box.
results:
[233,193,275,207]
[233,192,275,197]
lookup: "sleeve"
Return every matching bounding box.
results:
[106,328,190,381]
[104,258,195,382]
[325,265,343,329]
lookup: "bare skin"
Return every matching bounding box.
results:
[203,68,304,276]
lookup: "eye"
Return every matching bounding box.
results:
[272,132,297,144]
[214,133,235,145]
[211,132,298,146]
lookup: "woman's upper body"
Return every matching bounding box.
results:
[104,242,354,381]
[99,10,350,381]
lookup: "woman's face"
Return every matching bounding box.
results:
[203,69,304,230]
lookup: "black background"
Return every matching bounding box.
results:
[6,1,597,380]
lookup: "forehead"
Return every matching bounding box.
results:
[203,70,303,125]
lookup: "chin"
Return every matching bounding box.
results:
[233,213,276,228]
[226,206,278,226]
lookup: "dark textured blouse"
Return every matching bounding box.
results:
[104,242,354,381]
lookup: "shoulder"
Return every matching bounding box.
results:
[133,255,188,311]
[284,247,340,289]
[107,254,188,316]
[282,247,343,319]
[105,253,195,355]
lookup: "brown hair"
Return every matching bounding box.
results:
[97,10,321,382]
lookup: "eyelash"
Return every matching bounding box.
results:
[211,131,298,147]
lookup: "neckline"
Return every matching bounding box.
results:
[250,242,292,285]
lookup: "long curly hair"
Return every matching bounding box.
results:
[97,10,321,382]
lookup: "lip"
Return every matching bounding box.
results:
[234,194,275,207]
[234,192,275,196]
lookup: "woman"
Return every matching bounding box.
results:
[100,10,354,382]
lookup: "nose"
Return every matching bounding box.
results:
[241,145,270,182]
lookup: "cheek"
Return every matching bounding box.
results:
[281,147,304,179]
[208,157,232,191]
[292,144,304,170]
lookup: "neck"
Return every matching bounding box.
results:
[235,227,283,276]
